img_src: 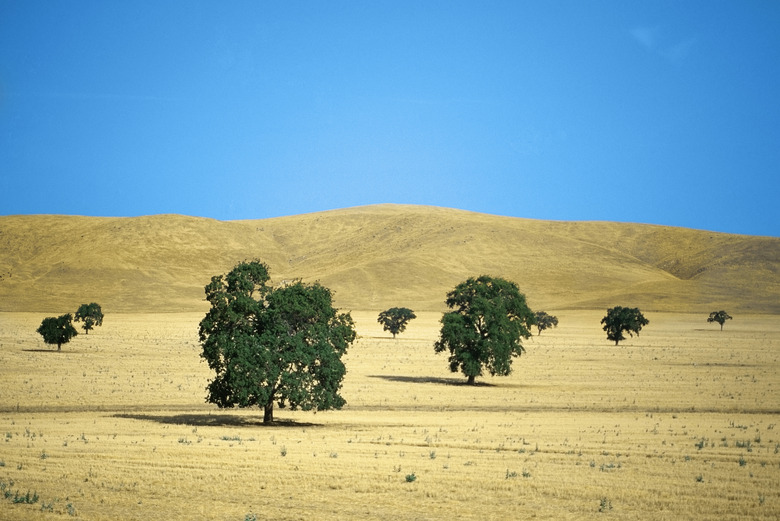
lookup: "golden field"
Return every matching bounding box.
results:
[1,205,779,314]
[1,205,779,519]
[1,310,779,520]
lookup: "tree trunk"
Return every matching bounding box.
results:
[467,375,476,385]
[57,342,61,351]
[263,402,274,423]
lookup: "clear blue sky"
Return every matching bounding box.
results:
[2,1,779,236]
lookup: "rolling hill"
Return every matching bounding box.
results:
[1,204,778,314]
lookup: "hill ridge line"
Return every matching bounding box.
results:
[1,205,778,313]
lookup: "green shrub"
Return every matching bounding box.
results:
[12,490,39,504]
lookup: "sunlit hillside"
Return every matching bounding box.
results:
[1,204,778,313]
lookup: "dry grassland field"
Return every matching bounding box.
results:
[1,310,779,520]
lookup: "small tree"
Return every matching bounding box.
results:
[434,275,535,385]
[377,307,417,339]
[199,260,357,423]
[74,302,104,334]
[707,310,732,331]
[534,311,558,336]
[601,306,649,345]
[37,314,78,351]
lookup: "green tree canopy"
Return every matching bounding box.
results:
[198,260,357,423]
[434,275,535,385]
[74,302,104,334]
[601,306,649,345]
[534,311,559,336]
[377,307,417,339]
[707,310,732,331]
[37,313,78,351]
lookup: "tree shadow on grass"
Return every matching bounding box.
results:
[368,375,497,387]
[113,413,320,428]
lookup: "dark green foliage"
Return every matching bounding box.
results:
[601,306,649,345]
[707,310,732,331]
[198,261,356,423]
[434,275,535,385]
[74,302,104,334]
[377,307,417,339]
[36,314,78,351]
[534,311,559,336]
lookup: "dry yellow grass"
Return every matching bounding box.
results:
[2,205,779,314]
[1,310,778,520]
[2,205,779,519]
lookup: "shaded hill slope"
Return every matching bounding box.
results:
[1,205,778,313]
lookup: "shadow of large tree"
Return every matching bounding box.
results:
[367,375,496,387]
[113,413,320,428]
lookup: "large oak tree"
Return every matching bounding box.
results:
[377,307,417,339]
[601,306,649,345]
[707,310,732,331]
[434,275,534,385]
[37,313,78,351]
[534,311,559,336]
[74,302,104,334]
[198,261,356,423]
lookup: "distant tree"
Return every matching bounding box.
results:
[74,302,104,334]
[199,260,357,423]
[601,306,649,345]
[534,311,558,336]
[377,307,417,339]
[37,314,78,351]
[707,310,732,331]
[434,275,535,385]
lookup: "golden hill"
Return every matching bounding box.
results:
[1,204,778,314]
